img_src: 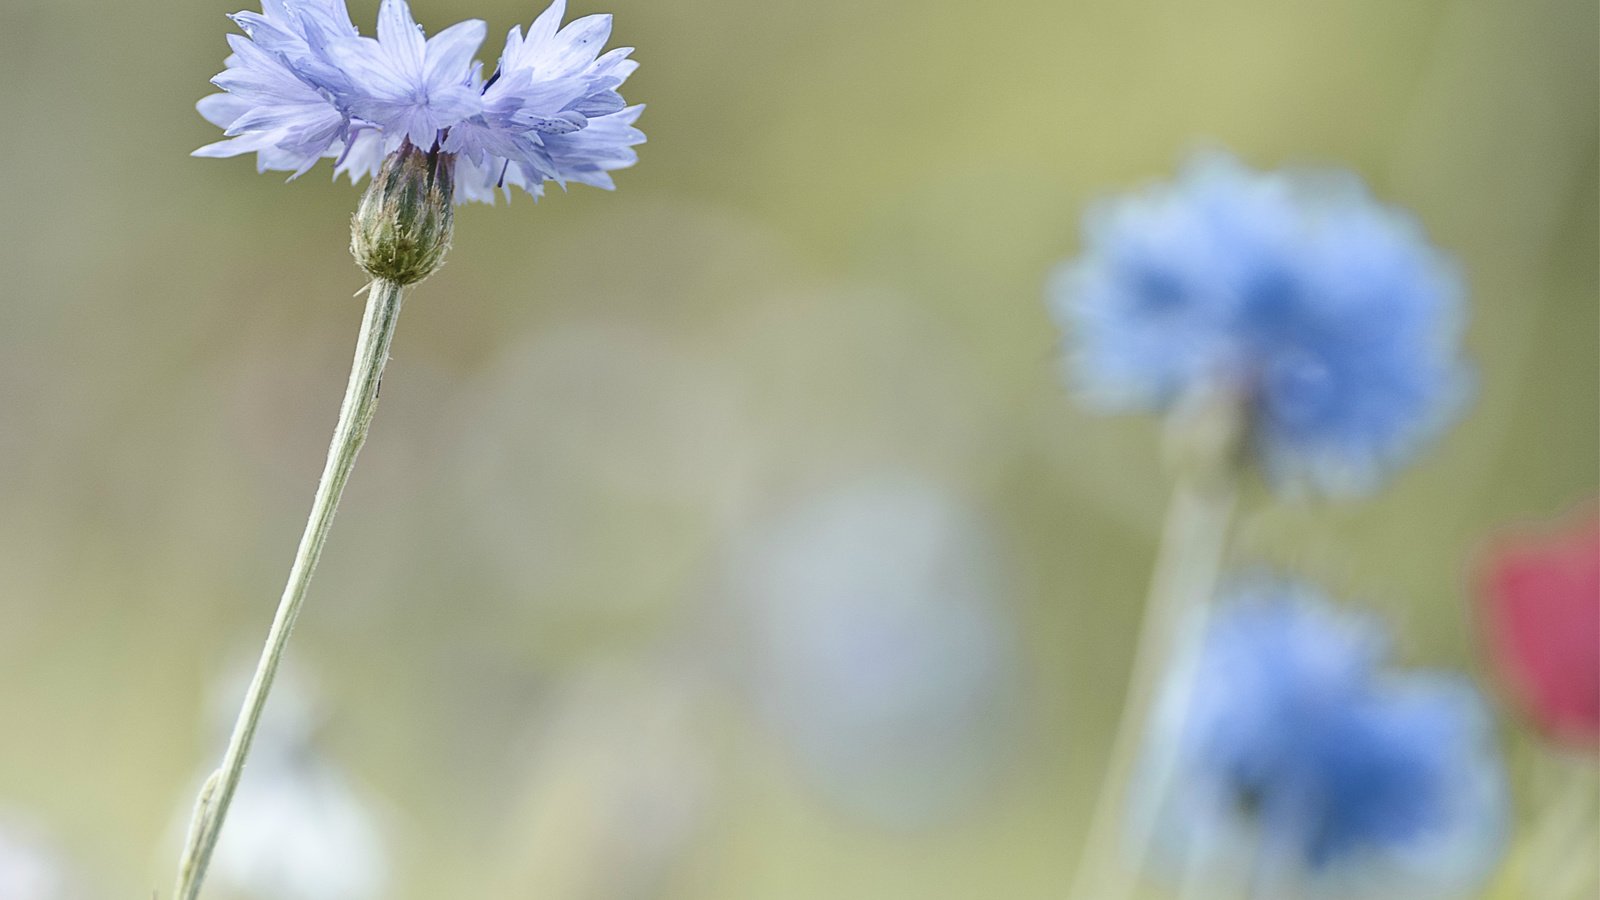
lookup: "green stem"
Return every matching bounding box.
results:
[1524,755,1600,899]
[173,278,406,900]
[1067,471,1238,900]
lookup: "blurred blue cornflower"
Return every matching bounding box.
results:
[1049,153,1468,493]
[195,0,643,202]
[1132,578,1506,897]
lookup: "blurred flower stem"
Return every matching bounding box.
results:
[1068,393,1243,900]
[1517,753,1598,899]
[173,278,406,900]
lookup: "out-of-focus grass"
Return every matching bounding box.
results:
[0,0,1594,896]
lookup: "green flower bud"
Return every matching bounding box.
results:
[351,143,455,286]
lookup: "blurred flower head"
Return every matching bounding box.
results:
[1476,505,1600,749]
[726,475,1019,826]
[0,819,80,900]
[206,756,388,900]
[183,666,388,900]
[1049,152,1469,494]
[195,0,643,202]
[1134,579,1506,897]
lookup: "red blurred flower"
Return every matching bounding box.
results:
[1477,505,1600,749]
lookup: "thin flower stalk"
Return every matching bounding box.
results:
[174,279,405,900]
[1517,759,1599,900]
[1067,394,1242,900]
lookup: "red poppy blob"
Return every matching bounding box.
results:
[1477,507,1600,749]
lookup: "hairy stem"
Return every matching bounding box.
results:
[173,278,405,900]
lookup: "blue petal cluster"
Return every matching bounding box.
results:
[1135,579,1505,895]
[1049,153,1469,493]
[195,0,644,202]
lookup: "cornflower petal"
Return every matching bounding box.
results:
[374,0,426,82]
[425,20,489,90]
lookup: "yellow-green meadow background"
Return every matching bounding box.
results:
[0,0,1594,896]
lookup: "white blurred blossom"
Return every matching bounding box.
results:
[177,666,388,900]
[727,474,1020,825]
[0,819,79,900]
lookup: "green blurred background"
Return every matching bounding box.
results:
[0,0,1594,896]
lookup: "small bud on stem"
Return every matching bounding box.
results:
[351,142,455,285]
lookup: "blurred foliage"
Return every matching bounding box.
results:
[0,0,1594,896]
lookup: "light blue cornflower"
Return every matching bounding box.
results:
[179,6,647,897]
[1049,153,1469,493]
[195,0,644,202]
[1132,578,1506,897]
